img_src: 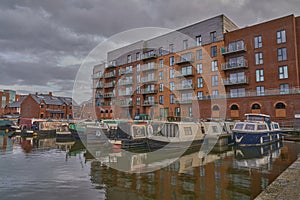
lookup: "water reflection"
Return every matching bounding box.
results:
[1,133,300,200]
[89,141,300,200]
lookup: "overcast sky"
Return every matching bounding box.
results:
[0,0,299,98]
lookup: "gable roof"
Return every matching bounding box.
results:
[30,94,74,106]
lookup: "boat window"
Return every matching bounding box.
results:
[212,126,219,133]
[184,127,193,135]
[257,124,267,130]
[273,123,280,129]
[245,124,255,130]
[234,123,244,130]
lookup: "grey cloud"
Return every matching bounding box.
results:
[0,0,299,97]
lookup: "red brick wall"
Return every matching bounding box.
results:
[21,95,40,118]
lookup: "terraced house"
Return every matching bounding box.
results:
[21,92,74,119]
[93,14,300,124]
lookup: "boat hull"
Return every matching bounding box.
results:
[146,137,204,151]
[233,131,282,146]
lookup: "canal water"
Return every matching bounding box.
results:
[1,133,300,200]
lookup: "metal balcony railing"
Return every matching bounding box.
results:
[221,60,248,71]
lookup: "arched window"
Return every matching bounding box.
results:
[100,110,104,113]
[230,104,239,110]
[212,105,220,111]
[110,110,113,113]
[105,110,108,113]
[252,103,261,110]
[275,102,286,109]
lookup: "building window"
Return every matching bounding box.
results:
[211,46,217,57]
[136,52,140,61]
[175,107,180,116]
[229,72,246,84]
[197,78,203,88]
[279,65,288,79]
[252,103,261,110]
[159,83,164,92]
[280,84,289,94]
[212,90,219,97]
[277,30,286,44]
[230,88,245,97]
[159,47,163,56]
[159,95,164,104]
[196,35,202,46]
[170,82,174,91]
[275,102,286,109]
[40,104,44,108]
[197,92,203,100]
[256,69,264,82]
[170,56,175,66]
[255,52,263,65]
[183,40,188,50]
[212,75,218,86]
[169,69,175,78]
[210,31,217,42]
[254,35,262,49]
[137,64,140,71]
[136,74,140,83]
[196,49,202,60]
[169,44,174,53]
[278,48,287,61]
[170,94,175,104]
[127,55,132,63]
[136,97,140,105]
[159,71,163,80]
[197,64,203,74]
[136,86,141,94]
[212,105,219,111]
[189,107,192,117]
[231,104,239,110]
[40,114,44,118]
[159,59,163,68]
[256,86,265,96]
[181,66,192,76]
[211,60,218,72]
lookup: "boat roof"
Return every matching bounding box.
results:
[245,113,270,118]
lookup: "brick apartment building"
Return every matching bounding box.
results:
[93,14,300,124]
[21,92,74,119]
[0,90,20,116]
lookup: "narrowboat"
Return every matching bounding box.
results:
[232,114,282,146]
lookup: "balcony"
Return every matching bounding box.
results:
[142,101,158,106]
[221,43,246,55]
[95,82,104,88]
[119,101,133,107]
[177,99,193,104]
[105,61,117,68]
[141,64,158,72]
[142,77,157,84]
[223,77,248,86]
[175,84,194,91]
[174,71,194,78]
[141,89,158,95]
[175,58,194,65]
[103,92,115,98]
[222,60,248,71]
[118,79,133,86]
[101,101,112,106]
[104,71,116,79]
[104,81,115,88]
[118,91,133,97]
[119,69,133,75]
[141,52,157,61]
[92,74,102,79]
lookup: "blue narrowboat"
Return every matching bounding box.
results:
[233,114,282,146]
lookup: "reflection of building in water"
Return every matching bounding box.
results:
[56,140,75,152]
[0,135,13,151]
[89,142,300,200]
